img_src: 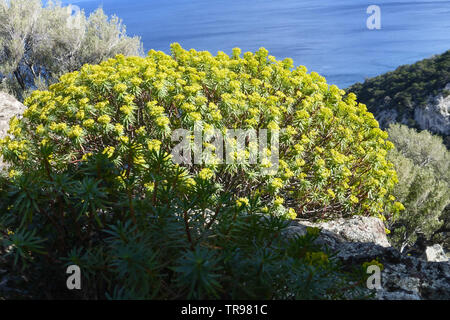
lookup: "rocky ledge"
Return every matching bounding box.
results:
[285,216,450,300]
[0,92,26,172]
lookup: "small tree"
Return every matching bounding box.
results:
[387,123,449,178]
[0,0,143,99]
[386,124,450,252]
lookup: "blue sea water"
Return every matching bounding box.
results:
[61,0,450,88]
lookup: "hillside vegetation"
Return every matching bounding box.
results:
[0,0,143,100]
[348,50,450,112]
[386,124,450,253]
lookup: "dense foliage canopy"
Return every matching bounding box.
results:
[0,45,397,299]
[386,124,450,252]
[2,44,400,221]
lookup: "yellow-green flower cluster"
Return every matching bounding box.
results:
[236,197,250,208]
[0,43,401,221]
[305,251,329,266]
[198,168,214,180]
[362,259,384,271]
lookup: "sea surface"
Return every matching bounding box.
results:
[61,0,450,88]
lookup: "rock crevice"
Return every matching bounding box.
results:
[286,217,450,300]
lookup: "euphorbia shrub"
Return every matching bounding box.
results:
[0,44,398,299]
[2,44,400,220]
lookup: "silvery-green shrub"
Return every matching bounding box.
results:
[0,0,143,99]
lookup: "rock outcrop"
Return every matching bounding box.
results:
[424,244,449,262]
[347,51,450,147]
[413,83,450,136]
[373,83,450,138]
[292,216,391,248]
[0,92,26,171]
[285,217,450,300]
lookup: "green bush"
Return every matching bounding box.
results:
[0,156,370,299]
[386,124,449,179]
[2,44,400,220]
[386,124,450,252]
[0,45,396,299]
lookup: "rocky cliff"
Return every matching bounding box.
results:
[0,92,26,172]
[413,83,450,136]
[347,50,450,147]
[285,217,450,300]
[374,83,450,137]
